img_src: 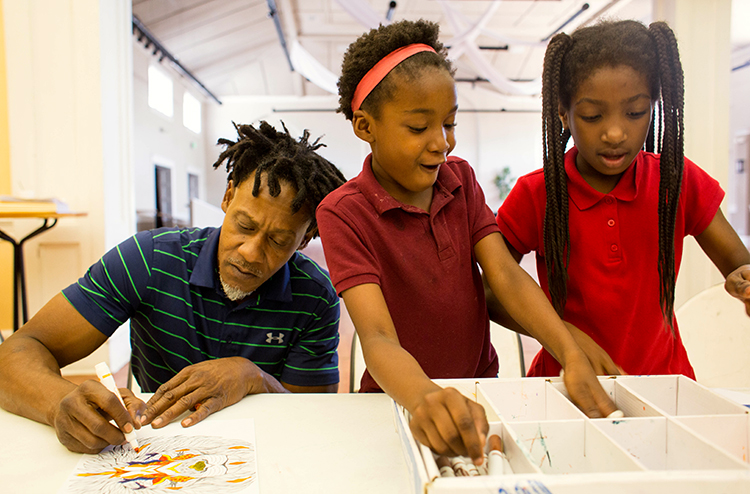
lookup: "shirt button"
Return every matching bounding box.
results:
[607,219,615,227]
[611,244,619,252]
[605,197,614,204]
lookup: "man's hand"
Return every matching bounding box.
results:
[725,264,750,316]
[52,380,146,454]
[565,322,624,375]
[141,357,284,429]
[561,353,618,418]
[408,387,488,466]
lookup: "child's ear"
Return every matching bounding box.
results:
[352,110,376,143]
[558,104,569,131]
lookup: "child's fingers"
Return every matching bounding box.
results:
[601,359,623,376]
[563,362,616,418]
[444,392,487,465]
[410,415,455,457]
[469,402,489,464]
[589,382,617,418]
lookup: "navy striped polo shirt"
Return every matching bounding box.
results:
[62,227,340,392]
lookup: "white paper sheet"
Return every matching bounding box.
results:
[58,418,258,493]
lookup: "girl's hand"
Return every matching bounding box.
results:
[565,322,625,375]
[408,386,488,466]
[725,264,750,316]
[561,353,618,418]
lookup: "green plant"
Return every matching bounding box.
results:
[493,166,515,202]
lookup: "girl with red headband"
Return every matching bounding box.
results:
[317,19,616,465]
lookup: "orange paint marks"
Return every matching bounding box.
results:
[229,462,246,465]
[229,446,249,450]
[227,476,253,483]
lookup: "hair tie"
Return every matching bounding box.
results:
[351,43,437,112]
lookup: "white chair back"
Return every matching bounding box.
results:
[675,283,750,388]
[490,321,526,378]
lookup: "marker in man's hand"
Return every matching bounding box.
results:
[95,362,139,450]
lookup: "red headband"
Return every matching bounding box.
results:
[351,43,437,112]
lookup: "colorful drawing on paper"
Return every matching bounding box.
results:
[64,435,256,493]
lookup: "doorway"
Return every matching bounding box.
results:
[155,164,173,228]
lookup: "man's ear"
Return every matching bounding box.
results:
[221,180,235,213]
[298,227,317,250]
[558,103,569,131]
[352,110,376,144]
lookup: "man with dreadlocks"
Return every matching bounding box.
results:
[0,121,346,454]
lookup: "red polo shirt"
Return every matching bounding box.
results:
[497,148,724,378]
[317,155,500,392]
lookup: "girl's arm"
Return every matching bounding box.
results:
[694,209,750,314]
[341,283,488,465]
[483,238,624,375]
[476,232,617,417]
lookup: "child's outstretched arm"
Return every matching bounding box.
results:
[476,232,618,417]
[483,240,624,376]
[486,283,624,375]
[341,283,489,465]
[694,209,750,314]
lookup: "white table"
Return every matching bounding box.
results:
[0,393,414,494]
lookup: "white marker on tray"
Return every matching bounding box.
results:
[95,362,139,450]
[487,434,511,475]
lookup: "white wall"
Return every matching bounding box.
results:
[727,45,750,235]
[204,86,541,213]
[655,0,733,307]
[4,0,133,316]
[132,44,209,226]
[3,0,134,370]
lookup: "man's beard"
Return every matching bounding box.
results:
[219,273,253,301]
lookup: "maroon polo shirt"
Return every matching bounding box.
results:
[497,148,724,377]
[317,155,500,392]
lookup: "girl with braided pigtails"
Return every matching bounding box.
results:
[490,20,750,379]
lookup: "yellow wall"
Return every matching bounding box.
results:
[0,0,12,331]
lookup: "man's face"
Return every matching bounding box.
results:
[218,171,312,300]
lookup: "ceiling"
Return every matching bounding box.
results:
[132,0,655,102]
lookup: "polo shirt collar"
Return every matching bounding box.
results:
[566,147,641,211]
[358,154,462,215]
[189,226,293,304]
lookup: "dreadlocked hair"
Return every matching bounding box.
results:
[541,20,684,333]
[337,19,454,120]
[212,121,347,238]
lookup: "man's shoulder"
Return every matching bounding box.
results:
[149,226,215,253]
[287,250,337,300]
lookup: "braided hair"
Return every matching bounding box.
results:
[337,19,454,120]
[541,20,684,332]
[212,121,346,237]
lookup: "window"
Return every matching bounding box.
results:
[183,92,202,134]
[148,65,174,118]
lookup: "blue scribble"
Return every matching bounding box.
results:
[497,480,553,494]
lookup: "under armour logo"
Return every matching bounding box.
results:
[266,333,284,344]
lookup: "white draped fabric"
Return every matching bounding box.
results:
[328,0,542,96]
[332,0,388,29]
[289,40,339,95]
